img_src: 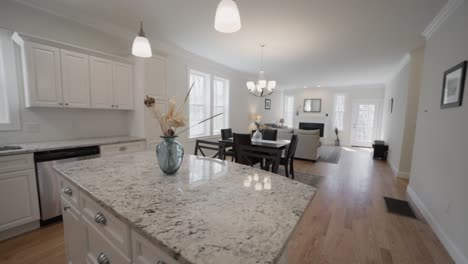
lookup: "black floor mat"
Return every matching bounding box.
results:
[384,197,417,219]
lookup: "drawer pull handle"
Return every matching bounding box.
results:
[63,187,73,196]
[94,212,107,225]
[63,206,70,211]
[97,252,110,264]
[119,146,127,151]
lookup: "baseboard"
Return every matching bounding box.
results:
[387,159,398,175]
[407,186,468,263]
[386,159,410,179]
[397,171,410,179]
[0,220,40,241]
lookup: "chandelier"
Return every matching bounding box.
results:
[246,44,276,97]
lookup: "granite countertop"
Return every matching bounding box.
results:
[0,136,145,156]
[54,152,316,264]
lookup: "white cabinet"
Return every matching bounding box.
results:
[113,62,134,110]
[61,49,91,108]
[90,56,114,109]
[24,42,63,107]
[13,32,134,111]
[62,199,84,264]
[90,57,134,110]
[132,230,177,264]
[0,154,39,237]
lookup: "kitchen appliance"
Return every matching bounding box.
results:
[35,146,100,224]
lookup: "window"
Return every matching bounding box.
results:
[0,29,20,131]
[188,69,230,138]
[283,95,294,128]
[213,76,229,135]
[189,70,211,138]
[333,94,346,131]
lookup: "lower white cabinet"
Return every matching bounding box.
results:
[0,154,39,239]
[60,176,177,264]
[62,199,84,264]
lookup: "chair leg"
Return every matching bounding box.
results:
[285,163,289,178]
[290,160,295,179]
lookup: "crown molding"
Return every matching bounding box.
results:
[422,0,465,39]
[386,53,411,82]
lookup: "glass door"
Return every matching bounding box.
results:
[350,100,381,147]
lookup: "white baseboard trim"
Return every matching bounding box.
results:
[387,159,398,175]
[407,186,468,264]
[0,220,40,241]
[397,171,410,179]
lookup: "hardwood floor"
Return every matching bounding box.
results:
[0,148,452,264]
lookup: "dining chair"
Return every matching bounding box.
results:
[194,140,226,160]
[262,129,278,141]
[280,134,298,178]
[237,145,282,173]
[232,133,262,167]
[220,128,233,140]
[220,128,235,161]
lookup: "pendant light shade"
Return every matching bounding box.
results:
[214,0,241,33]
[132,22,152,58]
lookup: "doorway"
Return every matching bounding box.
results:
[350,100,381,147]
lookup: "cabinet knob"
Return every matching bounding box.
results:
[94,212,107,225]
[116,105,119,108]
[63,206,70,211]
[64,103,69,106]
[119,146,127,152]
[63,187,73,196]
[111,105,115,108]
[58,102,63,106]
[97,253,110,264]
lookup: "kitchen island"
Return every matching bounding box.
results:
[54,151,316,264]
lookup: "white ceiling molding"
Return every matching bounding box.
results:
[386,53,411,83]
[422,0,465,39]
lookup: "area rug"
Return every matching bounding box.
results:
[318,146,342,164]
[276,168,323,188]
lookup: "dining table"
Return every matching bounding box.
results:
[219,138,291,150]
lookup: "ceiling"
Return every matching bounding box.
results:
[16,0,445,88]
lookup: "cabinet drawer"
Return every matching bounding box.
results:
[83,218,130,264]
[0,154,34,174]
[100,142,145,157]
[81,194,131,256]
[132,230,178,264]
[59,176,80,210]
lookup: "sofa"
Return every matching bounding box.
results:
[276,128,321,161]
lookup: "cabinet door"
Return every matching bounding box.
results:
[113,62,134,110]
[0,170,39,232]
[25,42,63,107]
[61,49,91,108]
[62,199,84,264]
[90,56,114,109]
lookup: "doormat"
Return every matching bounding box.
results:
[384,197,417,219]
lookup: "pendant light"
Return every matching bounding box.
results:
[132,21,152,58]
[214,0,241,33]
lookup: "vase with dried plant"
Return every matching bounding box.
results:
[144,83,222,174]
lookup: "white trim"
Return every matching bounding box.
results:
[422,0,465,39]
[397,171,410,179]
[387,159,398,176]
[407,186,468,264]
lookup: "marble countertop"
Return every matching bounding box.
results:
[54,152,316,264]
[0,136,145,156]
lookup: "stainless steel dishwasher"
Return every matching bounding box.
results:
[35,146,100,224]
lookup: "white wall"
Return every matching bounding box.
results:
[381,47,424,178]
[408,1,468,263]
[283,84,385,145]
[0,1,131,144]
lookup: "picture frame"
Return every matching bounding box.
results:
[265,99,271,110]
[303,98,321,113]
[441,61,466,109]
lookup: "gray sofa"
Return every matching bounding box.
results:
[277,128,321,161]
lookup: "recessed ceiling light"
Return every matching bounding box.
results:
[303,86,307,88]
[317,85,321,87]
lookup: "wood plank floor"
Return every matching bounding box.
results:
[0,148,453,264]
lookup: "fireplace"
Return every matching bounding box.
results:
[299,122,324,137]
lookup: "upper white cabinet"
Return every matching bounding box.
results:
[113,62,134,110]
[61,49,91,108]
[90,56,114,109]
[24,42,63,107]
[13,32,134,111]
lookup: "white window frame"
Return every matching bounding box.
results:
[188,69,211,139]
[333,94,346,131]
[212,76,230,135]
[0,29,20,131]
[283,95,294,128]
